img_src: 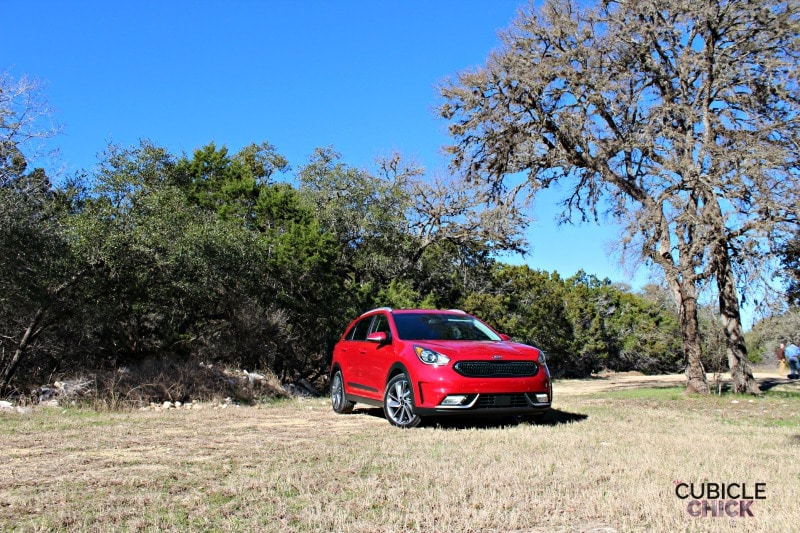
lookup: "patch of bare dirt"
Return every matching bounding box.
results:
[553,370,794,395]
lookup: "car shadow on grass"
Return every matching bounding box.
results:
[355,407,588,430]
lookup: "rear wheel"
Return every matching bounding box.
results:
[331,370,354,414]
[383,373,422,428]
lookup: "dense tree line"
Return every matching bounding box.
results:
[1,130,711,395]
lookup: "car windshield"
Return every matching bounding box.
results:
[392,313,501,341]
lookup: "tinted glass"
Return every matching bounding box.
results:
[348,316,373,341]
[392,313,501,341]
[371,314,391,335]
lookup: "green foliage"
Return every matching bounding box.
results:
[0,167,82,388]
[298,146,413,286]
[176,141,289,223]
[374,279,437,310]
[603,285,684,374]
[463,265,574,374]
[746,309,800,365]
[462,265,683,378]
[1,134,694,393]
[1,139,344,390]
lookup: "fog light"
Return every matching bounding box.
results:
[441,395,468,406]
[536,394,549,403]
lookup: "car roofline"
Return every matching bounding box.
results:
[390,309,471,315]
[358,308,471,317]
[358,307,393,317]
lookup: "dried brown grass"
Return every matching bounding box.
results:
[34,359,290,410]
[1,384,798,532]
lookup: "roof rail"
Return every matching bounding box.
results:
[360,307,393,316]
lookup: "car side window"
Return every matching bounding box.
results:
[371,314,391,336]
[348,316,373,341]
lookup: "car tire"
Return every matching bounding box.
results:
[383,373,422,428]
[331,370,354,414]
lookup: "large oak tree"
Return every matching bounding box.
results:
[440,0,799,393]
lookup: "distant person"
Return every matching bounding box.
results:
[785,343,800,379]
[777,343,786,374]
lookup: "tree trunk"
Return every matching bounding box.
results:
[714,246,760,394]
[674,283,710,394]
[650,208,710,395]
[703,192,760,394]
[0,273,83,393]
[0,307,44,393]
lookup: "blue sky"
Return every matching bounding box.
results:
[3,0,649,289]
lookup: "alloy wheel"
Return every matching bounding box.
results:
[384,374,421,428]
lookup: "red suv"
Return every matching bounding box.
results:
[329,308,551,427]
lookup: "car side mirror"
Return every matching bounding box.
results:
[366,331,390,344]
[499,334,512,341]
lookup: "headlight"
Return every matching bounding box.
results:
[414,345,450,366]
[538,350,547,366]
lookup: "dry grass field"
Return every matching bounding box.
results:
[1,372,799,532]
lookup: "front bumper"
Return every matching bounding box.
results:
[412,366,552,416]
[413,391,551,417]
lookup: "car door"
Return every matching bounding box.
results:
[339,315,375,397]
[360,313,394,399]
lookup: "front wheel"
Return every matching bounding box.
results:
[331,370,354,414]
[383,373,422,428]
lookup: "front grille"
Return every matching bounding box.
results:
[453,361,538,377]
[475,394,531,409]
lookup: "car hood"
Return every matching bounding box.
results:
[415,340,541,361]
